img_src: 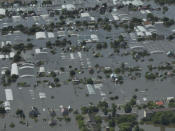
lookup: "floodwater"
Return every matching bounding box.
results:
[0,0,175,131]
[141,124,175,131]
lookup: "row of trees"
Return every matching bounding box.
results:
[143,111,175,125]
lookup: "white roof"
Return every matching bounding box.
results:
[62,4,75,11]
[112,14,119,21]
[33,16,40,22]
[10,52,15,58]
[5,89,13,101]
[145,31,152,36]
[13,31,21,34]
[20,75,35,78]
[118,13,128,16]
[40,14,49,20]
[1,70,5,75]
[110,73,117,78]
[140,10,145,14]
[90,17,95,21]
[0,8,5,15]
[132,0,143,6]
[57,31,65,37]
[130,45,144,49]
[143,97,147,101]
[148,28,157,33]
[150,50,164,54]
[155,21,163,24]
[39,92,46,99]
[48,32,55,38]
[122,0,143,6]
[11,63,19,75]
[39,67,45,73]
[6,41,12,45]
[2,23,8,28]
[113,0,118,5]
[142,18,147,22]
[145,24,154,28]
[5,55,9,59]
[4,101,10,107]
[5,106,11,111]
[122,1,128,5]
[35,48,40,54]
[16,8,26,11]
[91,34,99,41]
[81,12,90,18]
[0,55,5,59]
[112,8,117,12]
[87,84,96,95]
[35,48,48,54]
[12,16,21,22]
[137,26,147,32]
[36,32,46,39]
[121,17,129,21]
[137,31,145,36]
[19,66,34,70]
[4,101,11,111]
[145,10,151,14]
[167,97,174,101]
[1,41,5,48]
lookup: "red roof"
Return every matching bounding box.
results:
[156,101,164,106]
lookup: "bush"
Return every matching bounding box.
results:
[9,122,15,128]
[86,78,93,84]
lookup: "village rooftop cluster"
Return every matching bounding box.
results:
[0,0,175,131]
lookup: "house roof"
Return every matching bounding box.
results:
[81,12,90,18]
[11,63,19,75]
[39,67,45,73]
[36,32,46,39]
[47,32,55,38]
[0,8,6,15]
[62,4,75,11]
[156,101,164,106]
[5,89,13,101]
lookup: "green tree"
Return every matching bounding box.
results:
[86,78,93,84]
[13,51,22,62]
[112,103,117,117]
[108,119,115,127]
[124,104,132,113]
[70,70,76,77]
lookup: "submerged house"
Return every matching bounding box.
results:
[11,63,19,76]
